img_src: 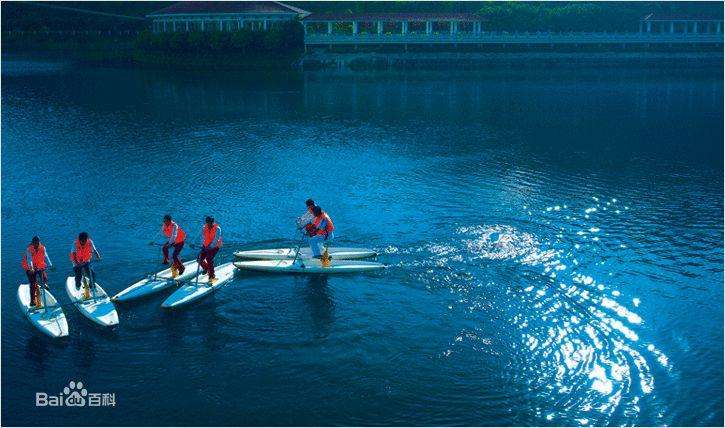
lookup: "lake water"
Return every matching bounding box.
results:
[2,57,723,426]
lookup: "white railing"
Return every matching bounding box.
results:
[305,31,724,45]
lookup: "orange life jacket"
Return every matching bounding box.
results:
[22,243,47,270]
[202,223,221,247]
[312,212,334,236]
[70,239,93,264]
[163,221,186,244]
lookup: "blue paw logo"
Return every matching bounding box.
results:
[63,381,87,406]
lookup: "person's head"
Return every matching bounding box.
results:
[163,214,172,225]
[31,236,40,248]
[78,232,89,244]
[205,216,214,226]
[306,199,315,211]
[313,206,322,217]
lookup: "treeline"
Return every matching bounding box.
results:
[135,22,303,55]
[0,1,155,31]
[4,1,723,33]
[2,30,138,53]
[300,1,723,32]
[477,2,722,32]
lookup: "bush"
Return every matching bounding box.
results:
[134,21,304,56]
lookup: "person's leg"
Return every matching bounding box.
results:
[86,264,96,290]
[74,265,83,289]
[198,248,209,274]
[324,232,334,254]
[207,247,219,278]
[35,270,46,306]
[173,242,184,273]
[78,263,93,289]
[162,243,170,264]
[310,235,324,257]
[26,270,38,306]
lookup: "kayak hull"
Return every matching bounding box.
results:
[161,262,236,309]
[112,260,199,302]
[17,284,69,338]
[233,259,385,274]
[233,247,377,261]
[65,277,119,327]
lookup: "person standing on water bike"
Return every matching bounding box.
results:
[152,214,187,277]
[308,206,335,259]
[22,236,53,308]
[199,216,222,283]
[296,199,316,231]
[69,232,101,291]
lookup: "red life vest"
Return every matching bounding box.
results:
[22,243,47,270]
[312,212,334,236]
[70,239,93,264]
[163,221,186,244]
[202,223,221,247]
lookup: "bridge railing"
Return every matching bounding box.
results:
[305,31,724,45]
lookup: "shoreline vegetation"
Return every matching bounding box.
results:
[2,1,723,71]
[2,23,305,70]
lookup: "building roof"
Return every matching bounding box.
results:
[641,13,723,22]
[148,1,309,17]
[303,13,486,23]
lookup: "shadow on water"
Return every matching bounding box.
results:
[25,334,69,375]
[302,275,335,339]
[71,335,96,371]
[159,299,226,352]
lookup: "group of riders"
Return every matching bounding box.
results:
[21,199,335,309]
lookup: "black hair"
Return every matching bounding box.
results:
[31,236,40,244]
[79,232,89,242]
[164,214,172,222]
[306,199,315,207]
[205,216,214,224]
[313,206,322,216]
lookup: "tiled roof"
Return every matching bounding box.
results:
[148,1,307,17]
[303,13,486,22]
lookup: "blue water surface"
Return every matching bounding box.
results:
[1,57,723,426]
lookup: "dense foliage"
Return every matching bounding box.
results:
[134,22,304,55]
[3,2,722,33]
[300,1,722,32]
[476,2,722,32]
[1,1,155,31]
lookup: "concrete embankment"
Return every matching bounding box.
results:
[300,51,724,71]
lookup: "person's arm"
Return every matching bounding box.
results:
[69,244,77,266]
[318,218,329,236]
[297,210,314,229]
[45,250,52,268]
[26,248,34,270]
[215,227,223,248]
[169,223,178,244]
[90,240,101,260]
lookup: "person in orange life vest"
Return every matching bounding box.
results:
[296,199,316,234]
[69,232,101,291]
[307,206,335,258]
[198,216,222,282]
[151,214,187,275]
[21,236,53,307]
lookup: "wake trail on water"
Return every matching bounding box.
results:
[384,197,670,426]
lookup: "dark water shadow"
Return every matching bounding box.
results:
[302,276,335,339]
